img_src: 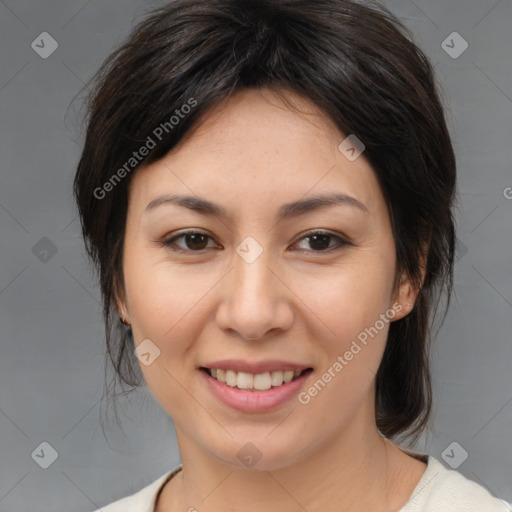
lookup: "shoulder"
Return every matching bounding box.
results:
[401,455,511,512]
[92,466,182,512]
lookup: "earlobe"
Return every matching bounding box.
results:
[391,242,429,321]
[391,274,421,321]
[118,306,130,325]
[115,298,130,325]
[113,276,130,324]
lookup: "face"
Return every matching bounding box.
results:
[117,87,415,471]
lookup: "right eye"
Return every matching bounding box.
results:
[161,230,218,253]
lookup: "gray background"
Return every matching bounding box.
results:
[0,0,511,510]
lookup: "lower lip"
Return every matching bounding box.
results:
[200,369,312,413]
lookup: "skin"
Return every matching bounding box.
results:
[116,87,427,512]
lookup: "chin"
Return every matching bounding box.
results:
[208,432,310,472]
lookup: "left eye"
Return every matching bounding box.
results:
[293,231,348,252]
[161,230,348,253]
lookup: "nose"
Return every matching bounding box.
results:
[215,244,293,341]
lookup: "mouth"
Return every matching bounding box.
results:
[200,367,313,392]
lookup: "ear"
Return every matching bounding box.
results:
[113,274,130,324]
[390,274,419,321]
[116,298,129,323]
[390,244,428,322]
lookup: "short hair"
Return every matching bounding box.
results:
[73,0,456,445]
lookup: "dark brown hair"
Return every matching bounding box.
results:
[73,0,456,445]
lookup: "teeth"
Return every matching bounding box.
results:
[253,372,272,390]
[236,371,253,390]
[271,370,284,386]
[226,370,237,387]
[208,368,306,390]
[283,370,294,383]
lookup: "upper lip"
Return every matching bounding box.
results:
[201,360,312,374]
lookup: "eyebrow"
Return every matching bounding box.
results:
[144,192,369,221]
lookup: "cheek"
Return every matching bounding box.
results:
[296,247,395,337]
[122,251,210,414]
[292,247,395,392]
[124,238,185,326]
[296,277,393,429]
[122,244,225,379]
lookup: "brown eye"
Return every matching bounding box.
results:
[307,233,333,251]
[163,231,216,253]
[293,231,349,253]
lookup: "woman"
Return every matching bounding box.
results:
[74,0,511,510]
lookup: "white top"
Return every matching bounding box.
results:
[93,454,511,512]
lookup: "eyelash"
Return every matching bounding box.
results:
[160,229,350,255]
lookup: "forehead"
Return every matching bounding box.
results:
[128,88,384,219]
